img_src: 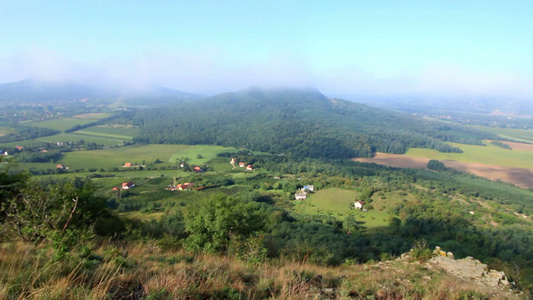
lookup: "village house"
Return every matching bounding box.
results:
[56,164,66,170]
[246,164,254,171]
[193,166,202,172]
[123,162,132,167]
[354,201,364,210]
[295,189,308,200]
[15,146,23,151]
[122,182,135,189]
[112,187,119,191]
[177,182,195,191]
[239,162,245,167]
[303,185,314,192]
[230,157,236,165]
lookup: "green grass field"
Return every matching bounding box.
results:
[0,127,14,137]
[0,139,47,148]
[470,126,533,143]
[168,145,239,164]
[78,125,139,139]
[28,117,102,132]
[293,188,390,229]
[36,133,127,146]
[58,144,191,170]
[406,141,533,169]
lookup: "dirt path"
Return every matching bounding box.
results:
[353,153,533,189]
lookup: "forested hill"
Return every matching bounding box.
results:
[133,88,494,158]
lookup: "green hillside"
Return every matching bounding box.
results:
[134,88,494,159]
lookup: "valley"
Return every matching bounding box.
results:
[1,87,532,298]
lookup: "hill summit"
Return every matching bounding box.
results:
[133,87,493,158]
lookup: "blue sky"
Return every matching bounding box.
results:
[1,0,532,96]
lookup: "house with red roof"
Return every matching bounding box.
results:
[122,182,135,189]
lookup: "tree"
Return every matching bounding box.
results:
[184,194,265,253]
[1,176,123,242]
[427,159,446,171]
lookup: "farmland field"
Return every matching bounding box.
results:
[354,151,533,189]
[168,145,240,164]
[78,125,139,139]
[36,133,127,146]
[405,141,533,169]
[29,117,100,132]
[72,113,112,119]
[471,126,533,143]
[58,144,191,170]
[0,127,14,137]
[0,139,47,148]
[293,188,390,228]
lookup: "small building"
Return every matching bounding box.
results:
[303,185,314,192]
[239,162,245,167]
[193,166,202,172]
[230,157,236,165]
[56,164,66,169]
[246,164,254,171]
[15,146,23,151]
[180,163,185,168]
[122,182,135,189]
[354,201,364,210]
[40,149,48,153]
[123,162,132,167]
[295,190,308,201]
[177,182,195,191]
[112,187,119,191]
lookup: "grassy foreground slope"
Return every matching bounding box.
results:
[0,241,520,299]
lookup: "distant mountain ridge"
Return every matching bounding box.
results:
[0,79,198,105]
[133,88,495,159]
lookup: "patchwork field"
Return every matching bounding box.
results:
[354,148,533,189]
[0,127,14,137]
[36,133,127,146]
[78,125,139,139]
[405,141,533,169]
[471,126,533,143]
[168,145,240,164]
[293,188,390,228]
[29,117,99,132]
[72,113,112,119]
[59,144,190,170]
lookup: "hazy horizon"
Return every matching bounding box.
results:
[1,1,532,98]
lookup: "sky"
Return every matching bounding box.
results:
[1,0,532,97]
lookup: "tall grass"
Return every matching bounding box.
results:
[0,240,517,299]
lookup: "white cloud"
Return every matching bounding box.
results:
[0,48,532,99]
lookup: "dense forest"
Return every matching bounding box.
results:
[133,88,495,159]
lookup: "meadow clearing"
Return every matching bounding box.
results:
[293,188,390,229]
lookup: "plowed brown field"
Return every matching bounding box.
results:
[353,152,533,189]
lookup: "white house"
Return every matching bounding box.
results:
[303,185,314,192]
[295,190,308,200]
[354,201,364,210]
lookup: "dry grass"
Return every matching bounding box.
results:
[0,241,521,299]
